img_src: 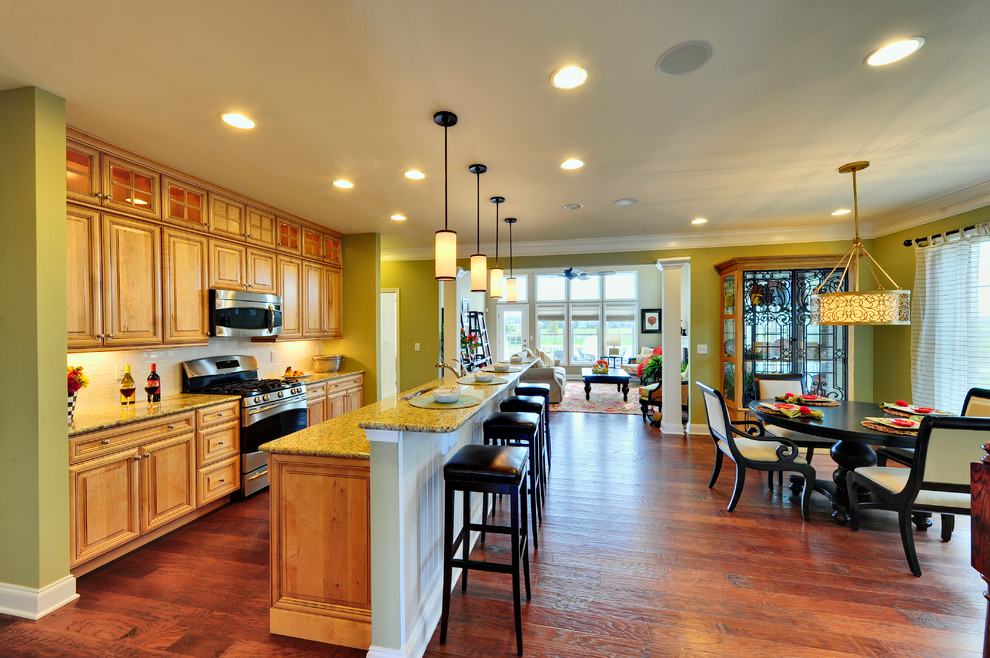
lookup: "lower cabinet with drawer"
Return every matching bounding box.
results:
[195,401,241,503]
[69,401,241,575]
[306,373,364,427]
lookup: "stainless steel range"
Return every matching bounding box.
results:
[181,354,307,497]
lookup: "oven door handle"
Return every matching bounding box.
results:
[266,305,275,333]
[245,399,305,417]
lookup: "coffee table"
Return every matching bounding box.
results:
[581,368,631,402]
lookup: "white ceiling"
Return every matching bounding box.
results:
[3,0,990,260]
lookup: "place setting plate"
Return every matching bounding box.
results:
[863,416,921,435]
[879,401,951,418]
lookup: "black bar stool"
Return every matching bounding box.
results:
[483,410,542,549]
[514,383,552,470]
[499,395,546,509]
[440,443,531,656]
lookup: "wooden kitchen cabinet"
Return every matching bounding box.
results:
[70,403,238,574]
[324,267,343,338]
[163,177,209,232]
[306,381,328,427]
[246,206,277,248]
[278,256,303,338]
[247,248,277,293]
[66,141,102,205]
[268,453,371,649]
[67,206,103,350]
[209,193,246,241]
[328,374,363,418]
[302,261,324,337]
[277,217,302,254]
[322,234,342,266]
[102,156,161,219]
[302,226,323,261]
[209,238,247,290]
[68,210,162,350]
[103,215,163,346]
[70,412,196,568]
[163,229,209,345]
[140,433,197,534]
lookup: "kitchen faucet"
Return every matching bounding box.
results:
[435,360,466,379]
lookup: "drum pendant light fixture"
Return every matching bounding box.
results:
[810,161,910,325]
[469,164,488,292]
[505,217,518,303]
[489,196,505,299]
[434,111,458,280]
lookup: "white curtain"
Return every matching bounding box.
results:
[911,222,990,411]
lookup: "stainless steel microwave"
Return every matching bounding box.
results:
[209,289,283,338]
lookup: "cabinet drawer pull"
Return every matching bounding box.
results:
[167,424,175,430]
[217,478,225,483]
[102,439,111,445]
[217,412,223,417]
[218,440,225,446]
[248,469,268,481]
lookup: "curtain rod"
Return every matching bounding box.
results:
[903,224,977,247]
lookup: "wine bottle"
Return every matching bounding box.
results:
[120,364,136,405]
[145,363,161,402]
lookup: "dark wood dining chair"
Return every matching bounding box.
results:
[877,387,990,467]
[847,415,990,576]
[697,381,817,521]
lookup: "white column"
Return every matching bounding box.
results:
[655,258,690,435]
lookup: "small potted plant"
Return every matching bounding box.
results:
[592,358,609,375]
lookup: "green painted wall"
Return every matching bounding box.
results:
[380,259,440,391]
[324,233,380,403]
[0,87,69,589]
[870,206,990,403]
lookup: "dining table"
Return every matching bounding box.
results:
[748,398,918,525]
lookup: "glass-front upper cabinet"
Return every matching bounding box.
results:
[163,177,208,231]
[102,156,161,219]
[715,255,849,418]
[66,141,101,204]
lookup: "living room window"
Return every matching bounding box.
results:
[569,304,601,364]
[536,304,565,363]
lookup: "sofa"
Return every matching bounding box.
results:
[519,348,567,403]
[620,347,658,379]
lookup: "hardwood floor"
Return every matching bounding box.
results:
[1,412,983,656]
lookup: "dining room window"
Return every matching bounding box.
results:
[535,304,566,363]
[911,223,990,411]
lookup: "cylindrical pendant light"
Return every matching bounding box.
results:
[468,164,487,292]
[489,196,505,299]
[434,111,458,280]
[505,217,518,302]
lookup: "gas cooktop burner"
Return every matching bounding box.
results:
[203,378,295,396]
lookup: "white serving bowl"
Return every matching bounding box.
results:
[432,387,461,403]
[493,362,511,372]
[474,372,494,382]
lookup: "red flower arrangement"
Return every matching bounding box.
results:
[68,366,90,395]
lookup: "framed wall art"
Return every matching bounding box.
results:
[641,308,661,334]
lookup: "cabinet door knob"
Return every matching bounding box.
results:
[167,424,175,429]
[102,439,111,445]
[105,195,113,202]
[133,454,142,461]
[217,412,223,417]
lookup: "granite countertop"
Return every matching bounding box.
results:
[295,369,365,385]
[260,359,537,459]
[68,394,241,436]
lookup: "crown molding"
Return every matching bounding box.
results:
[381,223,860,262]
[870,178,990,238]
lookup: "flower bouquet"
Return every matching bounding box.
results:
[591,358,609,374]
[68,366,89,422]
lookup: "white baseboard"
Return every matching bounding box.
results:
[0,575,78,619]
[687,423,709,437]
[367,647,405,658]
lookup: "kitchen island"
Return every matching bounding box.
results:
[259,360,535,656]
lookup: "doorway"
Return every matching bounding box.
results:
[379,289,398,400]
[495,305,529,361]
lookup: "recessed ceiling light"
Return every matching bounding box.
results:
[332,179,353,189]
[220,113,255,129]
[614,198,638,207]
[550,65,588,89]
[404,170,425,180]
[563,203,584,211]
[390,214,406,221]
[691,217,708,225]
[866,37,925,66]
[656,41,714,77]
[559,159,585,170]
[831,208,852,216]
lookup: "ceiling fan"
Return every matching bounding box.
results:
[559,267,615,280]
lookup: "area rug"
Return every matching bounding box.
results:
[550,379,643,415]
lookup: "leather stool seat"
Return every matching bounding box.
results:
[444,443,529,485]
[515,382,551,396]
[500,395,544,415]
[483,410,540,432]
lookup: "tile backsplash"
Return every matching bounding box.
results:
[67,339,330,411]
